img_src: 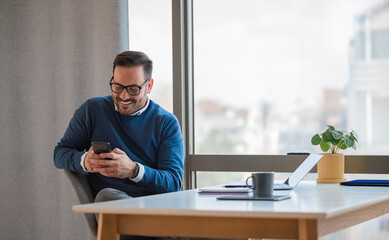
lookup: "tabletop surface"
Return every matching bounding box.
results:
[73,181,389,219]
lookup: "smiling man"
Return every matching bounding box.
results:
[111,64,151,116]
[54,51,184,205]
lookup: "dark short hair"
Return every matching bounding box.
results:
[113,51,153,79]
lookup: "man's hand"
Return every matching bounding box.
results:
[87,147,138,179]
[84,146,110,173]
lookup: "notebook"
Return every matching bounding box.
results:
[224,154,323,190]
[340,179,389,187]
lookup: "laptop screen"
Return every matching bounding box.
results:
[286,154,322,187]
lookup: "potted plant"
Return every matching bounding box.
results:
[311,125,359,183]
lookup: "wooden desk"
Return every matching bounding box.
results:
[73,182,389,240]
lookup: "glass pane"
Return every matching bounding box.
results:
[193,0,389,155]
[128,0,173,112]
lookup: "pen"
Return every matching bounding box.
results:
[224,185,251,188]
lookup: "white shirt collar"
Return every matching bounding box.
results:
[114,97,150,116]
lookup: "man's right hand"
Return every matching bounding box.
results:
[84,146,110,172]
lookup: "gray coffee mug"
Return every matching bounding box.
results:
[246,172,274,197]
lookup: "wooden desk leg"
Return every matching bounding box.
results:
[298,219,318,240]
[97,213,119,240]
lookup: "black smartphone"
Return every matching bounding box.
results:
[92,142,112,154]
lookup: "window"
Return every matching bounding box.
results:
[128,0,173,112]
[193,0,389,155]
[130,1,389,188]
[189,0,389,187]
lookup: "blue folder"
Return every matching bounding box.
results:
[340,179,389,187]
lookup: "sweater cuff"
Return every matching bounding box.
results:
[80,152,89,172]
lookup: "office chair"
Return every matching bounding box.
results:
[64,170,97,240]
[64,170,256,240]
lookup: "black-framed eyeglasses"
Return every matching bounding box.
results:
[109,77,149,96]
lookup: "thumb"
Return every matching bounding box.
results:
[113,148,125,154]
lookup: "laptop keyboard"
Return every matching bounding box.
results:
[274,183,292,190]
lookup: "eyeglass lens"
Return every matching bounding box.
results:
[111,84,140,95]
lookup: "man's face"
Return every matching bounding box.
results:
[111,65,153,116]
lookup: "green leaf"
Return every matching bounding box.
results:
[322,129,333,142]
[330,138,340,145]
[320,140,330,152]
[344,135,355,147]
[332,130,343,140]
[327,125,335,130]
[311,134,321,145]
[338,140,347,150]
[351,131,359,142]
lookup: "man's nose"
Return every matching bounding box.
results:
[120,88,130,99]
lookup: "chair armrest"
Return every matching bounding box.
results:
[64,170,97,237]
[64,170,94,204]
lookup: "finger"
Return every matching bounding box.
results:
[110,148,132,162]
[112,148,125,154]
[89,162,109,168]
[89,156,101,161]
[91,145,96,154]
[84,147,95,172]
[85,146,94,159]
[91,152,101,158]
[87,151,101,160]
[94,167,116,174]
[91,159,114,166]
[100,152,117,160]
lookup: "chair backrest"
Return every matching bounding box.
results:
[64,170,97,238]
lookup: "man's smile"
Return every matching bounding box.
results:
[119,99,134,108]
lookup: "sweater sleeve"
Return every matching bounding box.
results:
[138,115,185,193]
[53,100,92,173]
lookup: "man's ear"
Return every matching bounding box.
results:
[147,78,154,94]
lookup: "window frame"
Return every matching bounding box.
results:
[171,0,389,190]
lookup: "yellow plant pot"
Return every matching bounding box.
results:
[316,153,346,183]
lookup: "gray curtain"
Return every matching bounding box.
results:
[0,1,128,239]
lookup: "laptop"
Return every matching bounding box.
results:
[224,154,323,190]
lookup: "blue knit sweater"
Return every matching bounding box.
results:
[54,96,184,197]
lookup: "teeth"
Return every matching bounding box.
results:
[121,100,133,105]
